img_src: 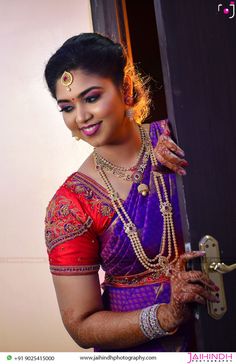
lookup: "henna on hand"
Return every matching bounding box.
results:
[154,134,188,175]
[157,251,220,332]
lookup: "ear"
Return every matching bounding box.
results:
[123,75,133,105]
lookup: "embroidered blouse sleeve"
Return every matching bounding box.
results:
[45,185,100,276]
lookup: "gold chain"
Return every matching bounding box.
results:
[93,127,148,182]
[93,126,179,273]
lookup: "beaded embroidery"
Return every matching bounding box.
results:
[50,264,100,275]
[104,271,169,288]
[66,172,114,217]
[45,195,94,252]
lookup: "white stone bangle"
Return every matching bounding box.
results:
[139,304,177,340]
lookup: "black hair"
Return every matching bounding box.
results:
[44,33,150,123]
[44,33,126,99]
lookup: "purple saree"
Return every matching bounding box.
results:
[95,121,195,352]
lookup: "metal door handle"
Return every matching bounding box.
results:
[199,235,228,320]
[209,261,236,273]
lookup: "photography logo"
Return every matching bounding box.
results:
[218,1,235,19]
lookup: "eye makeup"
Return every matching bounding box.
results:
[58,90,102,112]
[83,91,101,103]
[58,103,74,113]
[57,86,103,104]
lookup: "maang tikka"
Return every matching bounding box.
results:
[61,71,73,91]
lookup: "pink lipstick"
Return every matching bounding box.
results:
[81,122,102,136]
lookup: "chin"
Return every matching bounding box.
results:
[81,127,116,148]
[82,136,105,148]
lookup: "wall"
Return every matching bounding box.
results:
[0,0,93,351]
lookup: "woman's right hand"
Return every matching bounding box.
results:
[158,251,220,332]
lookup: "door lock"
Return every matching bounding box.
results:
[199,235,229,320]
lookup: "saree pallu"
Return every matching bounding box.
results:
[95,121,195,352]
[45,120,196,351]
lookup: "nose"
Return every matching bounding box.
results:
[74,104,92,126]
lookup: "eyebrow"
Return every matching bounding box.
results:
[57,86,103,104]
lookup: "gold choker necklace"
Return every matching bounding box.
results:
[93,126,149,183]
[93,126,179,273]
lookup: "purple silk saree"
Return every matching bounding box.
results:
[95,121,196,352]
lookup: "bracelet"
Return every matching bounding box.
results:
[139,304,177,340]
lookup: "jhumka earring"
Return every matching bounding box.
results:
[125,94,134,121]
[61,71,73,91]
[126,108,134,121]
[72,135,80,141]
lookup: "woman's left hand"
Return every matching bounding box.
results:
[157,251,220,333]
[154,130,189,176]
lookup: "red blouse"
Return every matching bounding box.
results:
[45,172,114,275]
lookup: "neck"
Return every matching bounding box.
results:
[95,121,142,168]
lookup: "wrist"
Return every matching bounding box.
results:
[139,304,178,340]
[157,303,180,333]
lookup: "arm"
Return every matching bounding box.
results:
[52,273,148,350]
[52,251,219,350]
[46,189,147,349]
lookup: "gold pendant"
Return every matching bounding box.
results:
[132,171,143,183]
[137,183,149,196]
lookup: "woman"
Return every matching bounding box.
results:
[44,33,219,352]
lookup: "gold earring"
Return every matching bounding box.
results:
[61,71,73,91]
[72,135,80,141]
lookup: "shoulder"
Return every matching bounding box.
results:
[45,172,84,222]
[45,176,94,251]
[45,167,113,220]
[45,170,114,247]
[44,175,101,276]
[44,172,111,276]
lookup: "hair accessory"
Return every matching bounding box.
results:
[61,71,73,91]
[139,304,177,340]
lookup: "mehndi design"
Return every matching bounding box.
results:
[156,251,220,332]
[154,133,188,176]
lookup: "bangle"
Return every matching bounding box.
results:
[139,304,178,340]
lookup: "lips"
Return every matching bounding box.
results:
[80,121,102,136]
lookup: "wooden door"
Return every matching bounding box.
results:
[153,0,236,351]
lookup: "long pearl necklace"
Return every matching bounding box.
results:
[93,126,179,273]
